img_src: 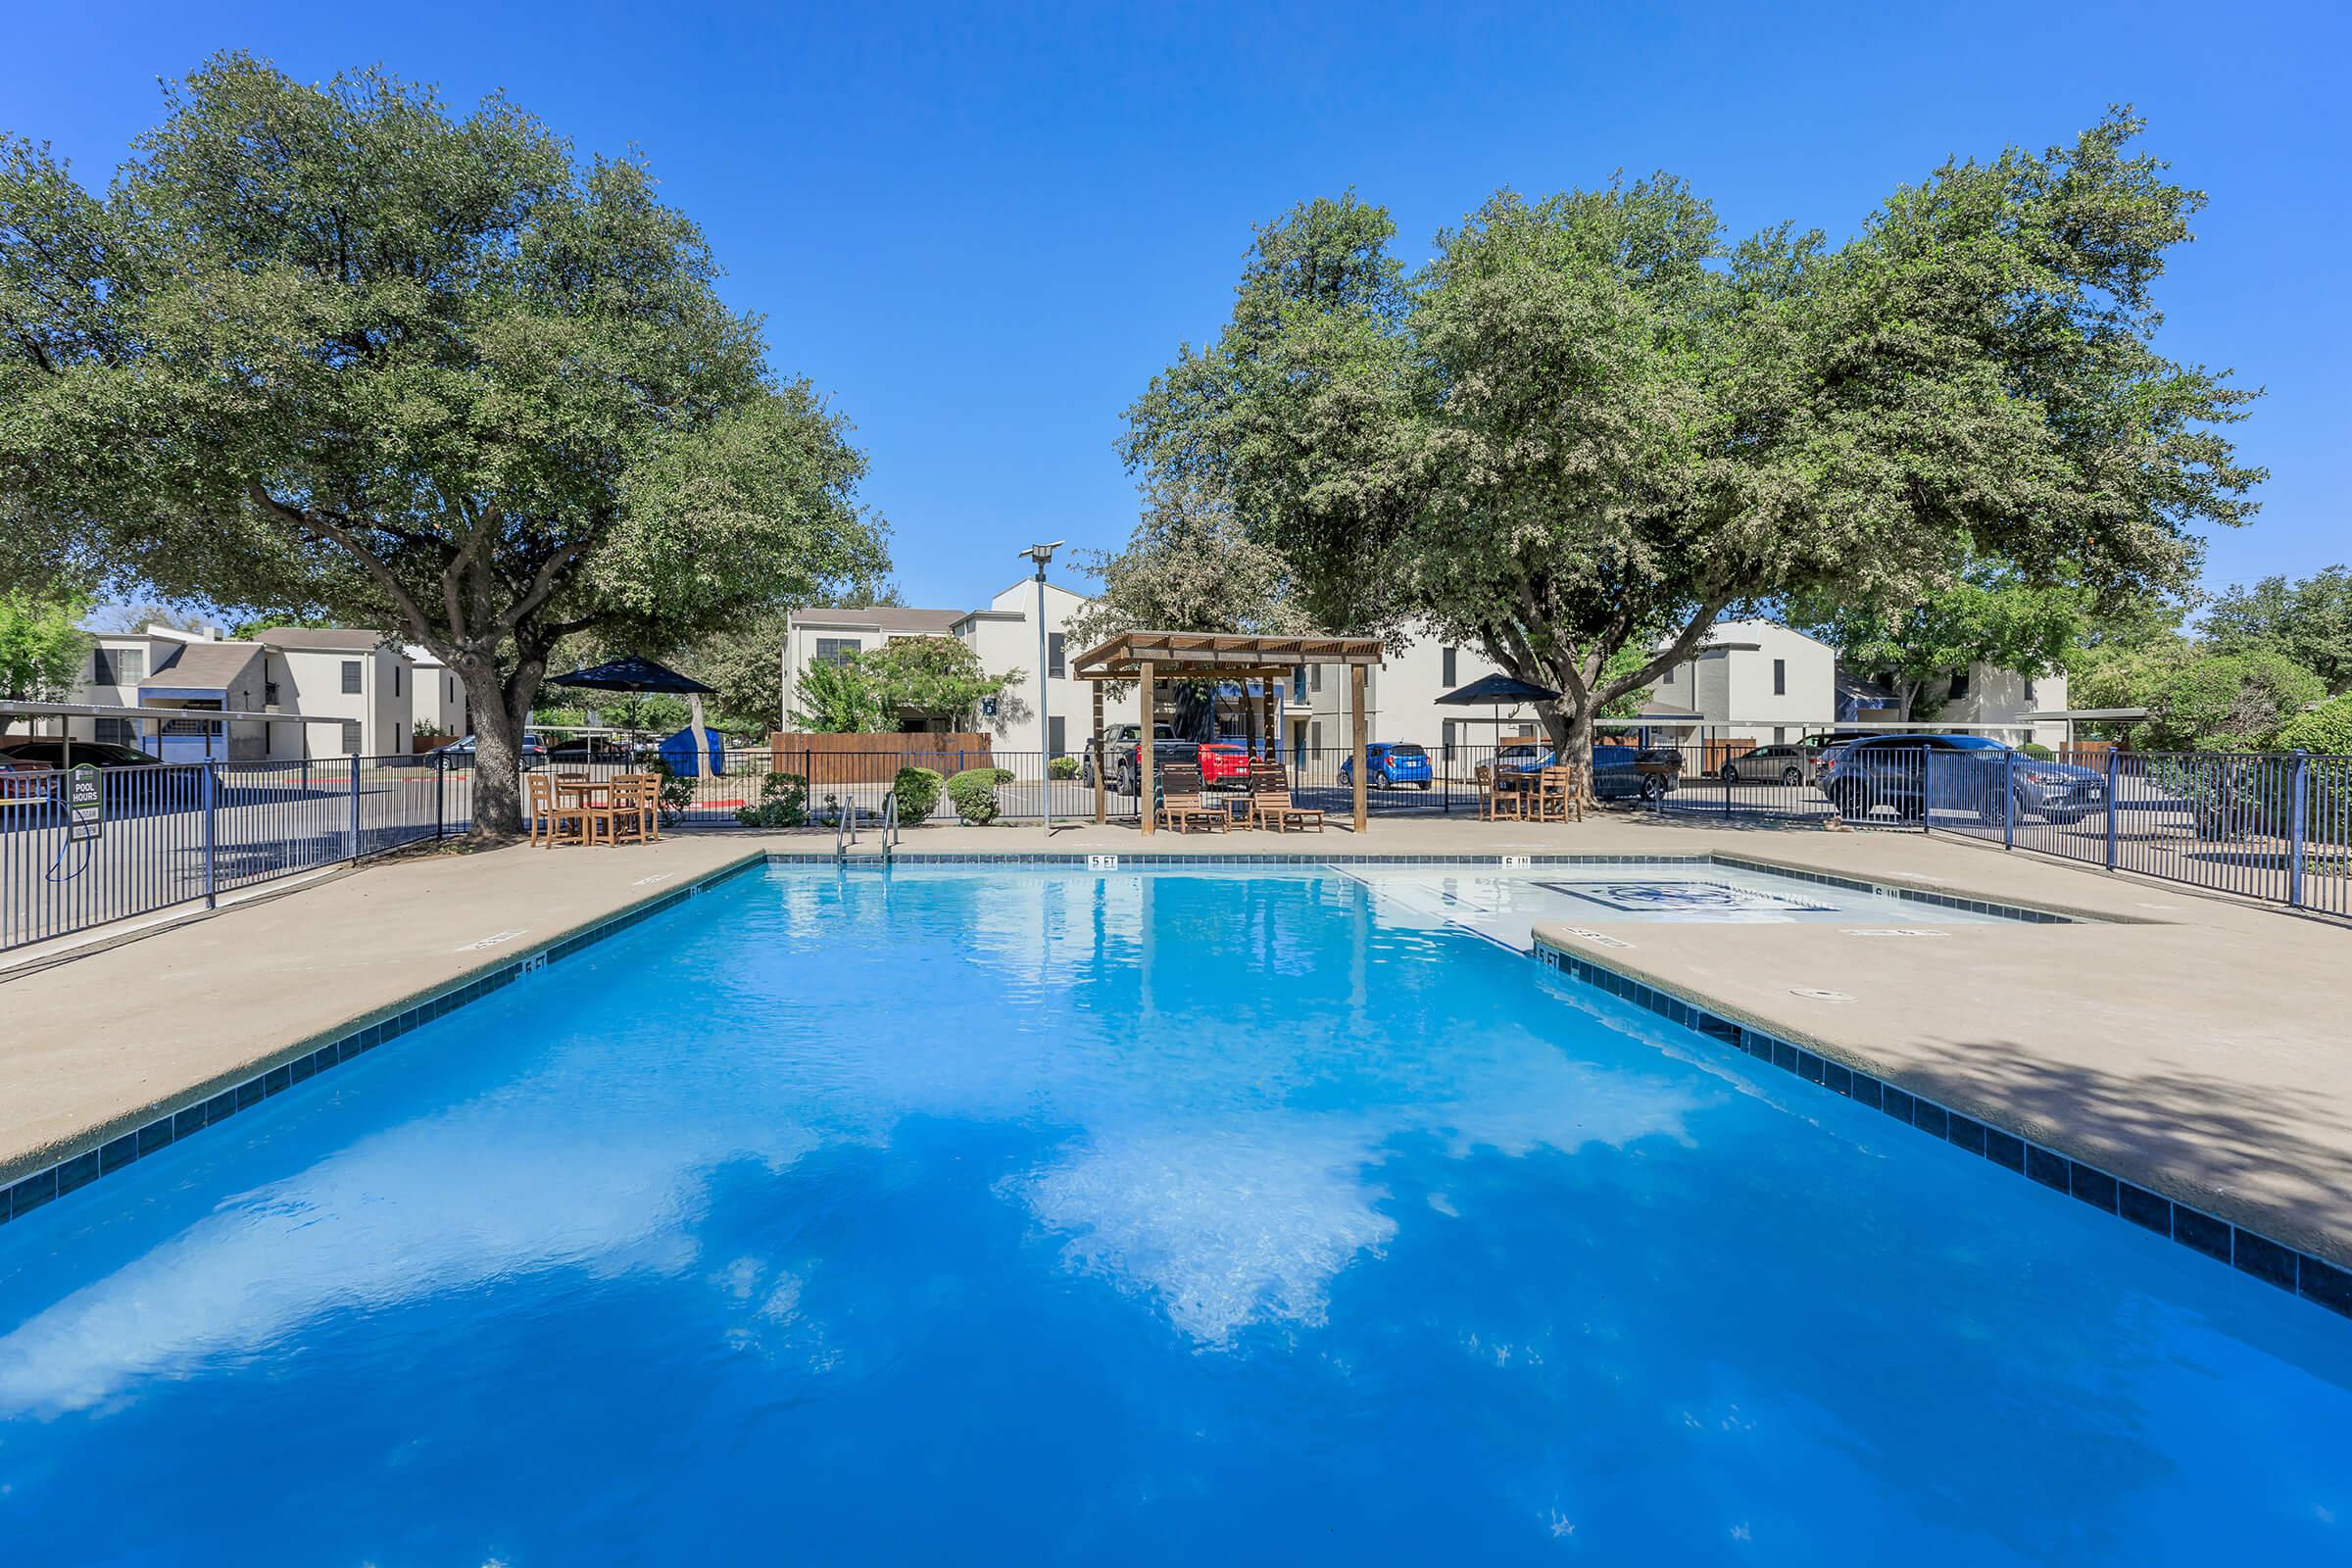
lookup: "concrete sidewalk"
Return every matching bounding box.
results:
[5,811,2348,1271]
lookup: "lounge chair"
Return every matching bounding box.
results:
[1244,761,1324,833]
[1155,762,1230,834]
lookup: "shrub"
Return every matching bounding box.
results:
[734,771,809,828]
[2017,742,2055,760]
[945,765,1016,823]
[646,758,698,823]
[2141,651,2326,752]
[2274,694,2352,756]
[893,765,945,825]
[1048,755,1081,779]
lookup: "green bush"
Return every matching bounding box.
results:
[893,765,945,825]
[2141,650,2326,752]
[646,759,698,823]
[945,766,1016,823]
[1048,754,1081,779]
[2017,742,2055,760]
[2275,694,2352,756]
[734,771,809,828]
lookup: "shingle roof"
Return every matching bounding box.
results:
[791,606,966,635]
[142,641,265,690]
[260,628,389,652]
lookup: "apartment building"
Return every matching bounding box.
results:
[405,644,471,745]
[50,624,420,760]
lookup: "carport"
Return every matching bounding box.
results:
[1068,631,1386,834]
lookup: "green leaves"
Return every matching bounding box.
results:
[1122,115,2259,749]
[0,52,888,829]
[786,638,1019,735]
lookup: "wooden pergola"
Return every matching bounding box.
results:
[1069,630,1388,833]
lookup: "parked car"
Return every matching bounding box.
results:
[1592,745,1682,802]
[1339,741,1434,790]
[1197,741,1255,789]
[1824,734,2106,823]
[1718,744,1824,786]
[0,738,205,810]
[1477,742,1553,783]
[545,737,640,764]
[428,732,550,762]
[1080,723,1176,788]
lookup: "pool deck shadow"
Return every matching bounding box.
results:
[4,812,2350,1281]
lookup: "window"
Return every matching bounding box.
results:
[341,720,363,755]
[1047,633,1065,679]
[815,637,859,667]
[1772,726,1787,745]
[341,660,363,694]
[2025,678,2038,706]
[446,675,456,703]
[1442,646,1457,686]
[1442,718,1456,760]
[1047,715,1066,757]
[265,681,280,707]
[1291,667,1307,702]
[1658,662,1674,687]
[1948,668,1972,701]
[393,665,403,698]
[1310,720,1323,752]
[395,721,405,753]
[1772,658,1787,697]
[1309,663,1322,694]
[93,647,144,686]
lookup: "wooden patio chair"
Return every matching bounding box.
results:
[1531,764,1575,822]
[1480,766,1525,821]
[598,774,653,846]
[1244,761,1324,833]
[1155,762,1229,834]
[625,771,662,842]
[526,772,587,848]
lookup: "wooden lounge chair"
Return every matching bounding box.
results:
[1244,761,1323,833]
[1155,762,1230,834]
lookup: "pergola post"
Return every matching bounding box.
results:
[1091,682,1106,825]
[1348,663,1368,832]
[1138,661,1156,837]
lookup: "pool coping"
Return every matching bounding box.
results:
[1528,931,2352,1322]
[14,846,2326,1335]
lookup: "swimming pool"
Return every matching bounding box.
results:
[1,864,2343,1562]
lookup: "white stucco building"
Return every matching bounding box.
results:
[44,624,422,760]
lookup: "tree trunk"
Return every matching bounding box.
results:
[459,652,544,840]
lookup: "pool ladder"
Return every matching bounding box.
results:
[835,789,900,864]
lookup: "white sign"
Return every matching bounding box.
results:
[1499,855,1532,867]
[1088,854,1119,869]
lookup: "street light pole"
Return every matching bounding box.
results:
[1018,540,1065,833]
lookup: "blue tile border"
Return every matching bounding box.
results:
[0,851,772,1230]
[1530,936,2352,1323]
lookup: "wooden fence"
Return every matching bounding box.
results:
[766,731,996,786]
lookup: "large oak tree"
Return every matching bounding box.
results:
[0,55,883,832]
[1122,114,2261,769]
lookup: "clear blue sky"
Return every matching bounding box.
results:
[8,1,2345,612]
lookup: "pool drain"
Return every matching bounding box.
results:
[1788,987,1853,1003]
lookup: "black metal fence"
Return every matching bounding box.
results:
[2,755,470,954]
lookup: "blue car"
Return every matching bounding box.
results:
[1340,741,1435,789]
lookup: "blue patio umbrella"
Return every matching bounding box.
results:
[1436,673,1559,750]
[545,657,716,762]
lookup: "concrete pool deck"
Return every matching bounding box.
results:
[4,813,2350,1274]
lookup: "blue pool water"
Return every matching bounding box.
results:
[1,866,2345,1563]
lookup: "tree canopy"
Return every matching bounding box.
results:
[1796,563,2097,720]
[1060,473,1314,657]
[0,54,886,830]
[1121,114,2261,762]
[784,638,1019,734]
[0,588,87,718]
[2202,564,2351,693]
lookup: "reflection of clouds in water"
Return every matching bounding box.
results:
[1010,1048,1699,1348]
[0,1101,819,1417]
[1,871,1710,1403]
[1010,1121,1398,1347]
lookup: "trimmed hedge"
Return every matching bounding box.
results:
[2018,742,2055,760]
[893,765,945,825]
[1048,755,1081,779]
[946,766,1016,824]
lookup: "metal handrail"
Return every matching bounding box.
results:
[834,792,854,861]
[880,788,900,861]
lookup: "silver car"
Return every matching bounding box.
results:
[1717,744,1822,786]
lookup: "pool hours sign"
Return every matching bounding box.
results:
[65,762,104,843]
